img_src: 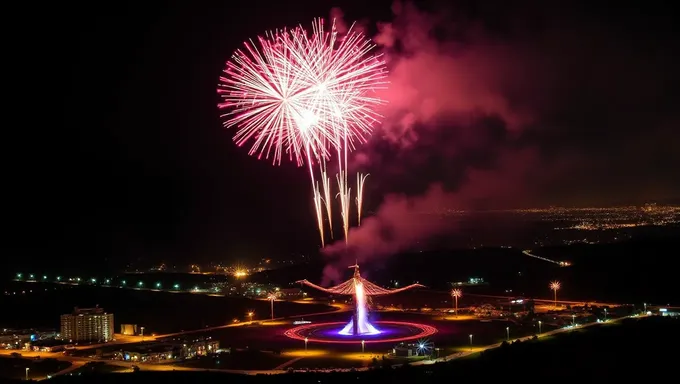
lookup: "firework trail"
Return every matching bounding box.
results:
[312,181,325,247]
[217,19,387,246]
[356,173,369,226]
[320,163,334,239]
[336,171,351,244]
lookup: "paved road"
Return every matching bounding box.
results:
[465,293,624,307]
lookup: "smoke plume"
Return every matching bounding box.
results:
[320,1,679,282]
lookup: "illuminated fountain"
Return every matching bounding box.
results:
[295,263,424,337]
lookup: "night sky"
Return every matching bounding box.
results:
[4,0,678,271]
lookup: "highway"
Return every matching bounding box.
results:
[465,293,624,307]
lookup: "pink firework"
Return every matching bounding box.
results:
[217,18,387,165]
[217,19,388,246]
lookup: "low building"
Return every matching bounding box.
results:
[392,342,419,357]
[60,306,114,343]
[182,337,219,358]
[115,337,219,362]
[278,288,303,298]
[120,324,138,336]
[28,339,73,352]
[118,343,177,362]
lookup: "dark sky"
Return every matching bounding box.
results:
[4,0,678,270]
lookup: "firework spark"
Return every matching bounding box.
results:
[320,164,334,239]
[217,18,387,246]
[356,173,369,226]
[336,171,351,243]
[312,181,325,247]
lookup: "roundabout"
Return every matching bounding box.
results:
[284,321,438,344]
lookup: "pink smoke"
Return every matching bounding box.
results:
[320,2,547,282]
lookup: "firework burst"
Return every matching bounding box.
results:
[218,18,387,246]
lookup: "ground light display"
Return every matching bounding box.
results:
[288,264,437,344]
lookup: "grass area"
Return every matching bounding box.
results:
[288,356,368,370]
[0,356,71,380]
[176,351,289,370]
[71,362,130,375]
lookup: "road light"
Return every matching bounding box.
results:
[550,281,561,309]
[155,282,161,289]
[267,293,276,320]
[644,302,647,313]
[247,311,254,321]
[506,326,509,341]
[25,367,30,380]
[56,276,61,281]
[304,337,308,351]
[140,326,145,342]
[572,314,576,326]
[173,284,180,290]
[538,320,542,335]
[451,289,463,316]
[361,339,365,353]
[469,334,473,350]
[604,308,608,321]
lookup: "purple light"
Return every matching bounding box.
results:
[338,281,380,335]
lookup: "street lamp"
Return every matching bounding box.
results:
[267,293,277,320]
[451,289,462,316]
[469,334,473,350]
[572,314,576,326]
[247,311,254,321]
[604,308,608,321]
[304,337,308,351]
[506,326,509,341]
[25,367,30,381]
[361,340,365,353]
[538,320,542,335]
[140,326,145,342]
[550,281,561,309]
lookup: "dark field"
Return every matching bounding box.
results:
[0,283,334,334]
[0,357,70,380]
[252,238,679,304]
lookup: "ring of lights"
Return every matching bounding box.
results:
[284,321,437,344]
